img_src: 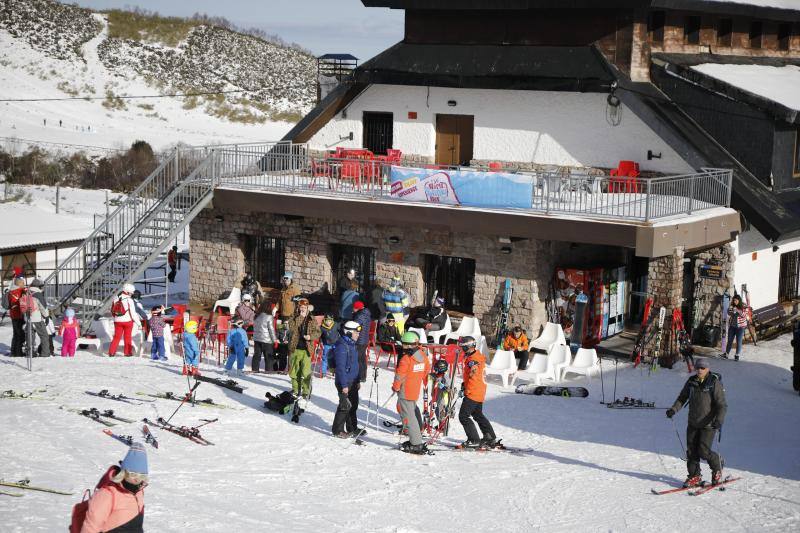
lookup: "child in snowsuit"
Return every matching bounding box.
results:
[182,320,200,376]
[149,306,167,361]
[225,318,249,376]
[58,307,80,357]
[319,314,340,376]
[458,335,498,449]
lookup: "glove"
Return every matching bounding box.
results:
[666,408,675,419]
[711,420,721,430]
[274,342,279,349]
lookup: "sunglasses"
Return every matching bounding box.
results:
[696,366,708,370]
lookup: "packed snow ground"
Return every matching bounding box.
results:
[0,16,293,155]
[1,309,799,531]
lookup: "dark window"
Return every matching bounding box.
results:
[330,244,375,295]
[778,23,792,51]
[716,18,733,47]
[749,21,763,48]
[2,250,36,280]
[423,254,475,314]
[362,112,393,155]
[648,11,665,43]
[794,129,800,177]
[779,250,800,302]
[243,236,285,289]
[684,16,701,44]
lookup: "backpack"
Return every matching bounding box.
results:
[111,296,127,318]
[18,292,38,315]
[264,391,295,414]
[70,466,117,533]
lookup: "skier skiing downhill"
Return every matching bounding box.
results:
[183,320,201,376]
[666,357,727,487]
[332,321,362,438]
[392,331,431,455]
[458,336,499,449]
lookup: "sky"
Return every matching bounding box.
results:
[62,0,404,61]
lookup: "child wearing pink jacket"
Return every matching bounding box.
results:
[59,308,80,357]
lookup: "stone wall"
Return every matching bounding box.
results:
[189,207,571,342]
[690,243,736,340]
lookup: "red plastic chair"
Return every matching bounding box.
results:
[214,315,231,365]
[310,159,332,189]
[365,321,379,365]
[488,161,503,171]
[386,149,402,163]
[377,342,399,369]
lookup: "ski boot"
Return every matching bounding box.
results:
[480,434,500,449]
[333,431,350,439]
[683,475,703,488]
[459,440,482,450]
[182,365,189,375]
[350,428,367,437]
[711,470,723,485]
[191,366,201,377]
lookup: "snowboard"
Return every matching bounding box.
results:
[570,291,589,353]
[792,321,800,393]
[515,384,588,398]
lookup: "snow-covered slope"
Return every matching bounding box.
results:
[0,325,798,531]
[0,0,316,152]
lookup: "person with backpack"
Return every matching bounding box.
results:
[108,284,141,357]
[73,442,148,533]
[7,276,27,357]
[27,279,51,357]
[183,320,201,376]
[59,308,80,358]
[667,357,728,487]
[722,294,748,361]
[225,317,249,376]
[252,302,278,373]
[332,320,362,438]
[392,331,431,455]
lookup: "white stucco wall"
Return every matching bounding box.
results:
[308,84,695,173]
[734,228,800,309]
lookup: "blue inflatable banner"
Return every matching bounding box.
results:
[390,166,533,209]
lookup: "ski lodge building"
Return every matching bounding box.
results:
[187,0,800,353]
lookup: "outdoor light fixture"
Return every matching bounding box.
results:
[302,226,313,235]
[447,100,457,107]
[215,215,224,222]
[500,246,512,254]
[388,236,401,245]
[647,150,662,160]
[773,245,779,252]
[498,237,512,244]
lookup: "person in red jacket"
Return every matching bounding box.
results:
[167,246,178,283]
[8,277,26,357]
[80,442,147,533]
[458,336,498,449]
[392,331,431,455]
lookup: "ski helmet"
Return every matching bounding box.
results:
[122,283,136,294]
[185,320,199,334]
[401,331,419,345]
[458,336,477,352]
[433,358,448,374]
[343,320,361,338]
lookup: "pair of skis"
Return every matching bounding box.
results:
[494,279,513,349]
[652,476,740,496]
[103,424,160,449]
[0,479,73,496]
[66,407,134,426]
[671,309,695,371]
[194,374,245,393]
[86,390,152,405]
[137,391,231,409]
[142,417,214,445]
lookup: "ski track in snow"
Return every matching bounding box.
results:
[1,325,799,532]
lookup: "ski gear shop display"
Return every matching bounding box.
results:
[554,266,627,345]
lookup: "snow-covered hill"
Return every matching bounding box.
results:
[0,0,317,152]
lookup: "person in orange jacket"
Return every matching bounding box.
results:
[458,336,498,449]
[503,325,530,370]
[392,331,431,455]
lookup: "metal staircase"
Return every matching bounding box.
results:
[41,146,217,330]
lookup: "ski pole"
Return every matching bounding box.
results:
[166,381,200,424]
[612,357,618,404]
[193,417,218,429]
[352,390,395,445]
[599,353,605,404]
[671,417,686,460]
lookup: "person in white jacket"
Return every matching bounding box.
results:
[27,280,51,357]
[108,283,141,357]
[252,302,278,372]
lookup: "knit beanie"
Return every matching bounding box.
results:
[121,442,148,474]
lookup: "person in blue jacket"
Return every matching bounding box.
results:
[353,301,372,383]
[319,314,340,377]
[332,321,362,438]
[183,320,201,376]
[225,318,249,376]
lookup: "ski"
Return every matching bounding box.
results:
[142,424,159,449]
[79,408,134,424]
[741,284,757,346]
[383,420,403,428]
[86,390,148,405]
[0,489,23,497]
[142,417,213,446]
[631,298,655,366]
[66,408,116,427]
[643,306,666,371]
[494,279,513,349]
[651,484,697,496]
[1,389,48,400]
[720,290,731,353]
[103,429,134,446]
[689,477,741,495]
[516,385,589,398]
[0,479,73,495]
[671,308,695,372]
[194,375,244,393]
[137,391,230,409]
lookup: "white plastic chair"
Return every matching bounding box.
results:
[444,315,482,344]
[545,343,572,383]
[407,327,427,344]
[561,347,599,381]
[524,352,550,385]
[531,322,566,353]
[427,314,452,344]
[485,350,517,388]
[92,317,141,354]
[213,287,241,313]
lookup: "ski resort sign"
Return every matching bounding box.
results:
[390,166,534,209]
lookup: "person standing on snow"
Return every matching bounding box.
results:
[148,306,167,361]
[382,275,409,333]
[225,317,249,376]
[722,295,748,361]
[667,357,727,487]
[352,300,372,382]
[252,302,278,373]
[319,314,340,377]
[182,320,201,376]
[29,278,53,357]
[287,298,321,399]
[7,276,27,357]
[458,336,498,449]
[167,245,178,283]
[58,307,80,358]
[332,320,362,438]
[392,331,431,455]
[108,284,141,357]
[279,272,301,322]
[78,442,148,533]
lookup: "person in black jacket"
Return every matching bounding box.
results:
[666,358,727,487]
[408,297,448,340]
[352,301,372,382]
[332,321,362,438]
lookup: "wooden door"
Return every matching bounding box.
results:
[435,114,474,166]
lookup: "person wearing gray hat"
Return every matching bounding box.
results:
[666,357,727,488]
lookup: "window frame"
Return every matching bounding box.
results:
[749,20,763,49]
[648,11,665,44]
[716,18,733,47]
[242,235,285,290]
[423,253,475,314]
[778,23,792,51]
[778,249,800,303]
[330,243,376,296]
[684,15,701,45]
[362,111,394,156]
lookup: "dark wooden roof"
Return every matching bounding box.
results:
[354,43,615,92]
